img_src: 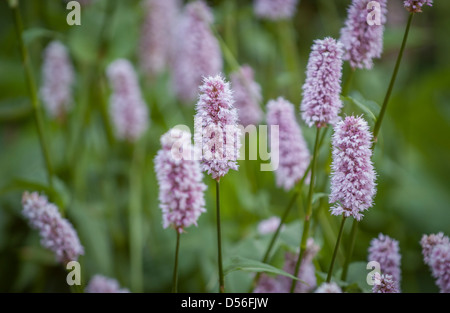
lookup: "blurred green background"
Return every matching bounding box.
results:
[0,0,449,292]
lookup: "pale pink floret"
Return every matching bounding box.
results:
[155,128,207,233]
[85,275,130,293]
[194,75,241,180]
[301,37,344,128]
[254,0,299,20]
[404,0,433,13]
[139,0,180,78]
[22,192,84,264]
[230,65,263,127]
[40,41,74,119]
[172,1,222,102]
[329,116,376,221]
[267,97,310,190]
[107,59,149,142]
[340,0,387,70]
[420,232,449,265]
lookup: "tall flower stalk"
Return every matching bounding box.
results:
[155,128,207,293]
[194,75,241,293]
[341,2,433,281]
[327,116,376,282]
[291,37,343,292]
[10,0,54,188]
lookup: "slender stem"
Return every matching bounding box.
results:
[172,230,181,293]
[342,67,355,97]
[290,127,321,293]
[11,1,54,188]
[373,13,414,143]
[129,142,144,292]
[341,218,357,281]
[216,180,225,293]
[326,216,347,282]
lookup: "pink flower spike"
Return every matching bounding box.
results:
[106,59,149,142]
[194,74,241,181]
[267,97,310,190]
[368,233,402,284]
[139,0,180,78]
[22,192,84,264]
[172,0,222,103]
[40,41,74,120]
[155,128,207,233]
[301,37,344,128]
[329,115,377,221]
[340,0,387,70]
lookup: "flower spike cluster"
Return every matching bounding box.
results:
[315,282,343,293]
[22,192,84,264]
[267,97,310,190]
[40,41,74,119]
[421,233,450,293]
[194,75,241,181]
[106,59,149,142]
[155,128,207,233]
[329,115,377,221]
[172,1,222,102]
[139,0,180,78]
[301,37,344,128]
[340,0,387,70]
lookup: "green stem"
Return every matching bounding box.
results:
[326,216,347,283]
[216,180,225,293]
[172,230,181,293]
[290,127,321,293]
[341,218,357,281]
[11,1,54,188]
[129,141,144,292]
[373,13,414,143]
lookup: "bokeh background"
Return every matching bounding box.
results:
[0,0,449,292]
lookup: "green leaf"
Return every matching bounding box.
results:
[312,192,329,205]
[22,28,62,46]
[224,256,307,285]
[342,92,380,123]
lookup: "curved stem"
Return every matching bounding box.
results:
[326,216,347,282]
[373,13,414,143]
[11,1,54,188]
[341,218,357,281]
[290,127,321,293]
[172,230,181,293]
[216,180,225,293]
